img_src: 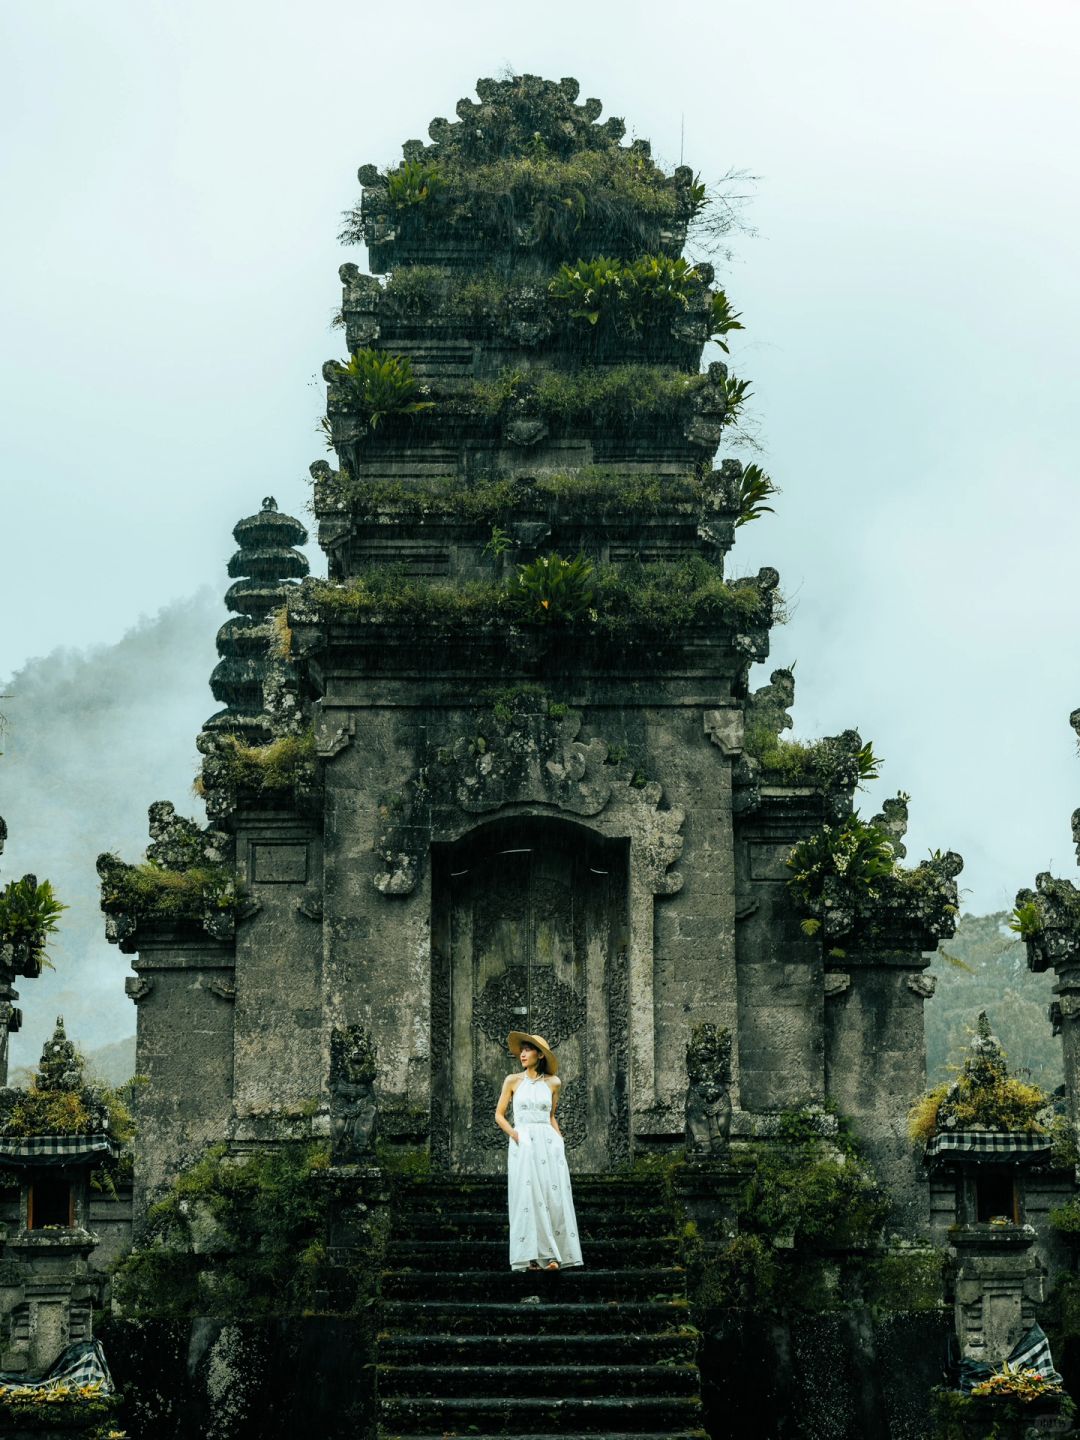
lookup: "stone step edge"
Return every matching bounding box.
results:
[380,1433,708,1440]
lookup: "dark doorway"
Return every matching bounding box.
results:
[431,817,629,1174]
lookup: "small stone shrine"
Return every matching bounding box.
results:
[0,1020,117,1376]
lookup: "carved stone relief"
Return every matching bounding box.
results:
[472,965,587,1049]
[374,710,685,899]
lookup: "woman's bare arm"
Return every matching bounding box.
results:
[495,1075,520,1143]
[548,1075,562,1136]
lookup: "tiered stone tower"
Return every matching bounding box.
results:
[103,72,963,1215]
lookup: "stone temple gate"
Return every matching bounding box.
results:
[98,74,963,1239]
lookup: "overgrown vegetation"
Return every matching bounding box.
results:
[689,1105,944,1319]
[466,363,733,430]
[733,463,778,527]
[325,464,722,521]
[548,253,742,345]
[309,553,769,639]
[745,729,881,790]
[207,730,316,797]
[787,811,960,949]
[329,348,433,430]
[932,1380,1073,1440]
[111,1141,381,1319]
[346,146,687,254]
[97,855,235,922]
[0,1380,119,1432]
[510,552,595,623]
[788,815,898,911]
[908,1012,1050,1144]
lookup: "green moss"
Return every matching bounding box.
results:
[0,1082,134,1143]
[591,555,767,637]
[327,465,703,521]
[686,1106,939,1322]
[98,856,235,921]
[931,1385,1074,1440]
[469,363,714,429]
[863,1248,948,1314]
[211,729,316,795]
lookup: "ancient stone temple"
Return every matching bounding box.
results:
[95,74,984,1439]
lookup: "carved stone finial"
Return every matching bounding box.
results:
[745,668,795,745]
[871,793,909,861]
[262,496,278,512]
[329,1024,378,1163]
[685,1024,732,1158]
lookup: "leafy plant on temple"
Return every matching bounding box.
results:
[511,553,595,623]
[386,157,442,207]
[330,349,434,430]
[734,464,778,527]
[0,874,66,966]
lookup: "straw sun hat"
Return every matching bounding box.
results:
[507,1031,559,1075]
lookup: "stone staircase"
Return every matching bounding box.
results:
[377,1173,705,1439]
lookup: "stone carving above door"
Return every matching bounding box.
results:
[472,964,588,1048]
[447,709,611,816]
[373,709,685,899]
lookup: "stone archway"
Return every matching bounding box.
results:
[430,817,630,1174]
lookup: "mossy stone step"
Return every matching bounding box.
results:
[386,1237,677,1271]
[379,1393,703,1433]
[379,1331,697,1366]
[385,1434,707,1440]
[378,1361,700,1400]
[382,1266,683,1302]
[384,1434,706,1440]
[380,1298,690,1336]
[391,1207,675,1239]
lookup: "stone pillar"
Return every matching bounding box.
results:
[825,952,936,1235]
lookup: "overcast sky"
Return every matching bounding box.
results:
[2,0,1080,1049]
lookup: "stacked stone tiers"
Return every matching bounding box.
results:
[205,496,309,740]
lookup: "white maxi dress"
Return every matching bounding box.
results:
[507,1074,584,1272]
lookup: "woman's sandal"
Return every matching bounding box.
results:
[527,1260,542,1271]
[545,1260,560,1271]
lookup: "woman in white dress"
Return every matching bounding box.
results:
[495,1031,584,1273]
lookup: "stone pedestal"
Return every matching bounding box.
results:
[951,1224,1045,1367]
[0,1228,99,1374]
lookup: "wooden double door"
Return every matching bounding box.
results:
[431,819,629,1174]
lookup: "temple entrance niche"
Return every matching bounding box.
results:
[431,817,629,1175]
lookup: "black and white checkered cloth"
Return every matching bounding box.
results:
[0,1338,113,1392]
[1008,1322,1062,1383]
[0,1134,117,1169]
[925,1132,1052,1165]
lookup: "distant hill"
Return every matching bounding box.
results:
[924,911,1062,1090]
[0,590,219,1070]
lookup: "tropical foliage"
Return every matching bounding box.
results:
[0,874,66,963]
[510,553,595,623]
[330,349,433,430]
